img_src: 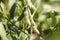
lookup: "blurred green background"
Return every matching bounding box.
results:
[0,0,60,40]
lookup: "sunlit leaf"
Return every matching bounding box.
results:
[0,22,8,40]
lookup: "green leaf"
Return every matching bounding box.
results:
[33,12,39,21]
[9,3,16,19]
[15,2,22,16]
[18,7,26,21]
[7,23,20,35]
[50,11,56,27]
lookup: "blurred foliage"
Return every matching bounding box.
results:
[0,0,60,40]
